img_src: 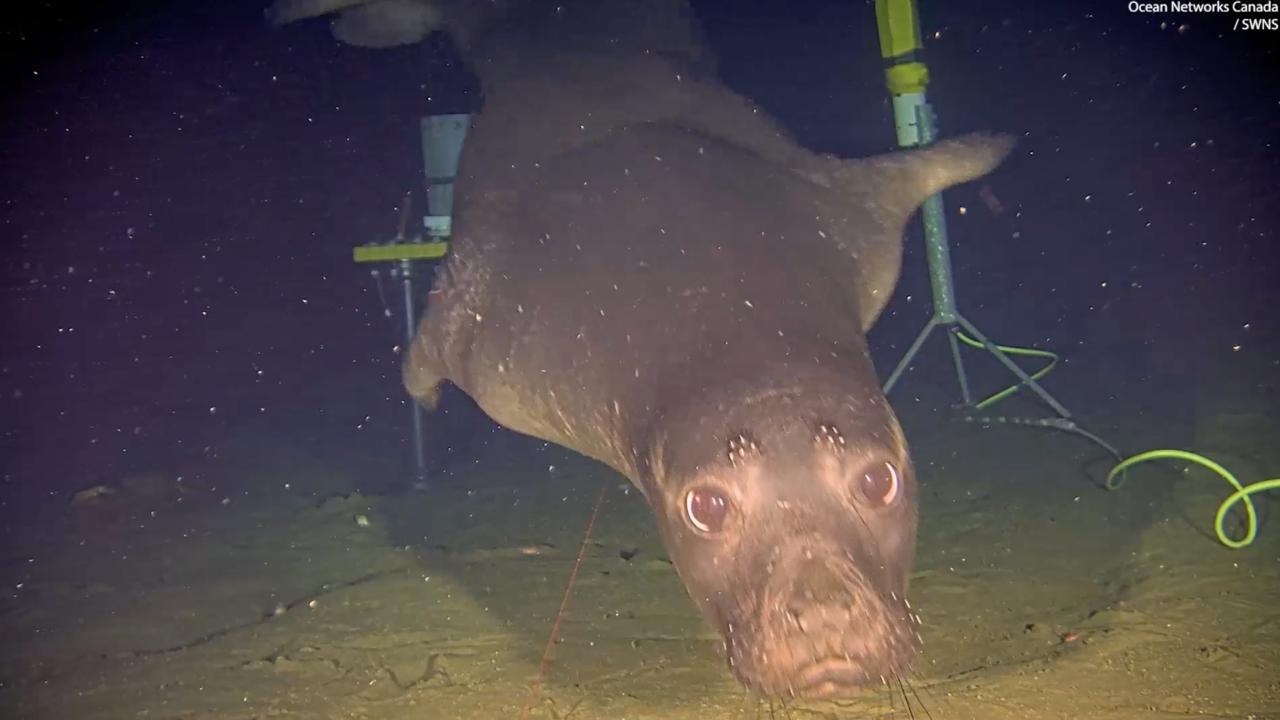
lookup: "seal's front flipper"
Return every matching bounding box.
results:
[843,133,1016,220]
[403,337,444,411]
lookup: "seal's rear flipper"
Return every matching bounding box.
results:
[266,0,447,48]
[266,0,368,26]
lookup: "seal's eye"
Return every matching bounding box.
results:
[858,461,902,508]
[685,486,731,534]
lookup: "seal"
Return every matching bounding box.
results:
[395,0,1014,699]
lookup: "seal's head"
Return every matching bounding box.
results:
[645,379,919,699]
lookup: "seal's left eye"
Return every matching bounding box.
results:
[859,461,901,507]
[685,486,731,534]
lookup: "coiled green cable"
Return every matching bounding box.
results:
[1107,449,1278,549]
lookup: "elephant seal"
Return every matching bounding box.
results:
[392,0,1013,699]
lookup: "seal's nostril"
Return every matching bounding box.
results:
[787,601,848,635]
[785,606,803,629]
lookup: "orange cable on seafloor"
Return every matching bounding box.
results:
[518,483,608,720]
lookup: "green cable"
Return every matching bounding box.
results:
[1106,449,1278,549]
[954,331,1058,410]
[949,335,1275,549]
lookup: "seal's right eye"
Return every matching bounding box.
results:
[858,461,902,508]
[685,486,731,534]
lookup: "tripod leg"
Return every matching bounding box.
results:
[884,314,942,394]
[401,259,431,487]
[955,314,1073,419]
[946,325,973,406]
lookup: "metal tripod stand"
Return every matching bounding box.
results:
[875,0,1121,460]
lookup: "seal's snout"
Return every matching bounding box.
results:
[726,541,920,699]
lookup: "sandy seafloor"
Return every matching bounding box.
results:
[2,389,1275,720]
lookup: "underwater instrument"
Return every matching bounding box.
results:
[874,0,1275,548]
[874,0,1123,463]
[353,112,470,487]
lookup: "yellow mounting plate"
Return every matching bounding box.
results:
[352,241,450,263]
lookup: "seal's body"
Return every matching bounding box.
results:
[396,0,1013,699]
